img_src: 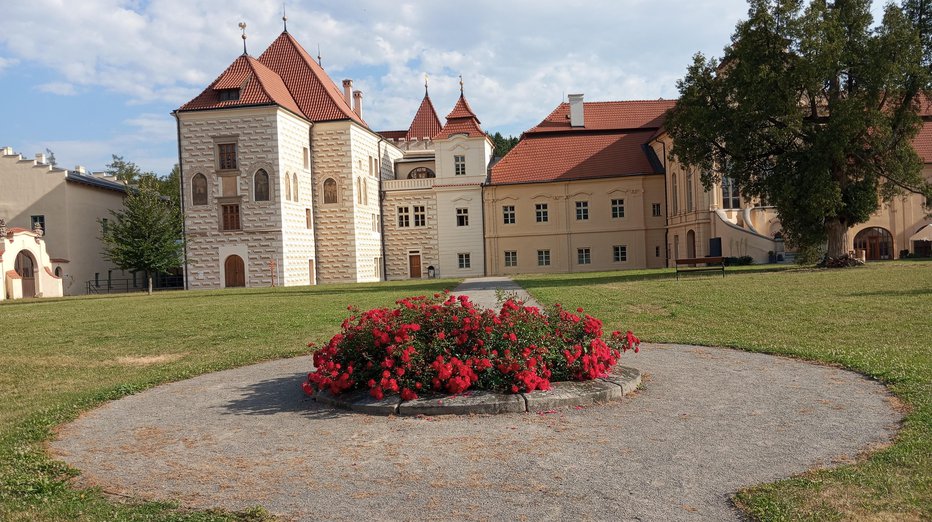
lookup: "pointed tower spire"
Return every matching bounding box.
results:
[317,44,322,66]
[282,3,288,32]
[238,22,248,55]
[424,73,429,95]
[459,74,464,95]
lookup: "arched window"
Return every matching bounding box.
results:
[686,171,694,212]
[254,169,270,201]
[54,266,62,278]
[363,178,368,206]
[407,167,435,179]
[192,173,208,206]
[324,178,337,204]
[356,178,362,204]
[671,175,679,214]
[292,173,299,201]
[285,172,292,201]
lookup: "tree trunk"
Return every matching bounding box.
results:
[826,218,848,258]
[148,275,153,295]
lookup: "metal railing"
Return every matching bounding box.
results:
[85,275,184,295]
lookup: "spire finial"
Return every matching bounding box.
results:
[282,3,288,32]
[317,44,322,66]
[424,73,429,95]
[459,74,464,95]
[238,22,248,55]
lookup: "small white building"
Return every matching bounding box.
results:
[0,219,64,300]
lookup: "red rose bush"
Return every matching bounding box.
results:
[303,292,640,401]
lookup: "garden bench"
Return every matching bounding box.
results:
[674,256,725,280]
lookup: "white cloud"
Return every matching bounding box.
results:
[0,56,18,73]
[38,82,78,96]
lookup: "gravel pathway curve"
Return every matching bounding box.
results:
[50,279,902,521]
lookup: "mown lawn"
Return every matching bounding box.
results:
[0,279,458,521]
[516,261,932,521]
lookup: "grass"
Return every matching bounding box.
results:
[515,261,932,521]
[0,279,458,521]
[0,263,929,520]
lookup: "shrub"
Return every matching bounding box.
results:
[723,256,754,266]
[302,293,640,400]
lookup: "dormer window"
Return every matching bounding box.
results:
[218,89,240,102]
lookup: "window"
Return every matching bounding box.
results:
[722,177,741,209]
[372,213,380,232]
[611,199,625,218]
[672,175,679,214]
[577,248,591,265]
[454,155,466,176]
[192,174,208,205]
[503,205,515,224]
[54,267,62,278]
[413,205,426,227]
[285,172,292,201]
[504,251,518,267]
[218,89,240,101]
[218,143,237,170]
[397,206,410,227]
[356,178,363,204]
[303,147,310,169]
[323,178,337,204]
[374,257,382,278]
[537,249,551,266]
[292,173,299,201]
[535,203,549,223]
[456,208,469,227]
[407,167,435,179]
[652,203,662,217]
[458,253,471,269]
[254,169,270,201]
[686,172,694,212]
[31,215,45,233]
[306,208,312,229]
[613,245,628,262]
[363,178,368,205]
[656,246,661,257]
[221,204,241,230]
[576,201,589,220]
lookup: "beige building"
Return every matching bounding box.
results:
[175,31,402,289]
[0,147,128,295]
[0,219,64,301]
[380,84,493,279]
[484,96,670,275]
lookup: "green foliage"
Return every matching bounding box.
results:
[100,178,183,293]
[105,154,143,184]
[666,0,932,256]
[488,131,520,158]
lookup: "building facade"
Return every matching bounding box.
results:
[0,147,128,295]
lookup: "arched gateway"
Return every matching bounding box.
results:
[0,219,63,301]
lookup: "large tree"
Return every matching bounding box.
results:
[100,177,183,294]
[666,0,932,259]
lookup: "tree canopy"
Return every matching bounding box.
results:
[488,132,520,158]
[666,0,932,258]
[100,177,183,294]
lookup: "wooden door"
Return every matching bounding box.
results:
[308,259,316,285]
[224,255,246,287]
[14,252,36,297]
[409,254,422,278]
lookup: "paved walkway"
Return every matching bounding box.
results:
[451,276,542,309]
[51,279,902,521]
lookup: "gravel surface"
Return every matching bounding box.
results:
[50,278,902,521]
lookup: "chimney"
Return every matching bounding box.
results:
[568,94,585,127]
[74,165,86,174]
[353,90,363,117]
[35,153,46,164]
[342,79,353,106]
[2,146,13,156]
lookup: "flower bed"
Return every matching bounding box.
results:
[302,292,640,401]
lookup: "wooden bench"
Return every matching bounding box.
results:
[674,256,725,280]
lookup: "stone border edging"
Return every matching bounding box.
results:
[313,366,642,416]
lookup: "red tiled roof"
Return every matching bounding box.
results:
[258,32,365,126]
[446,94,480,122]
[406,94,442,140]
[178,54,302,116]
[528,100,676,133]
[490,130,661,185]
[435,94,486,139]
[913,122,932,163]
[379,130,408,140]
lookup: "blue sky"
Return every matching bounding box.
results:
[0,0,889,176]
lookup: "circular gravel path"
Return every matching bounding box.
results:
[51,343,901,521]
